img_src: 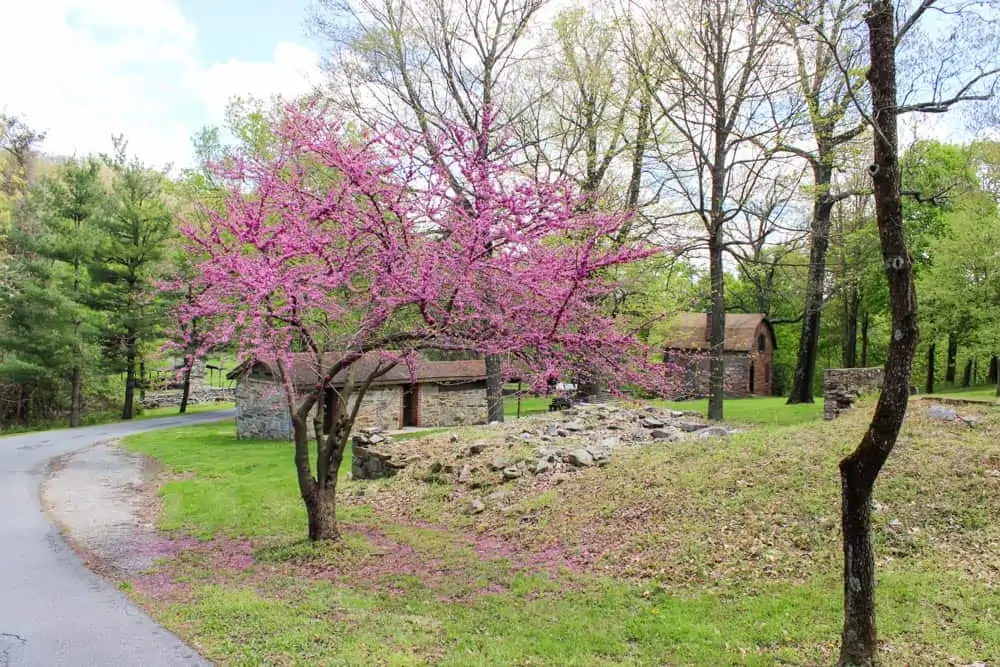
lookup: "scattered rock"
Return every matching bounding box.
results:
[458,464,474,484]
[566,448,594,467]
[464,442,488,456]
[927,404,959,421]
[563,420,585,432]
[487,489,513,505]
[649,429,679,440]
[533,459,551,474]
[449,434,459,443]
[640,416,665,428]
[696,426,733,439]
[556,429,569,437]
[352,433,408,480]
[464,498,486,515]
[677,421,709,432]
[520,432,533,441]
[502,465,523,480]
[490,455,509,471]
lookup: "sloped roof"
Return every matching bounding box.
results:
[663,313,776,352]
[228,352,487,387]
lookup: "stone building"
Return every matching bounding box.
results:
[663,313,777,398]
[227,354,488,440]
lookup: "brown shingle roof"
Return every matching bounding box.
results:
[662,313,775,352]
[228,353,487,387]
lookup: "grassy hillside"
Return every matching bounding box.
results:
[121,398,1000,665]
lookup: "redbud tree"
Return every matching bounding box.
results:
[180,104,673,540]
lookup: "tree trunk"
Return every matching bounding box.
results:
[925,342,935,394]
[304,484,339,541]
[69,366,82,427]
[179,367,191,414]
[838,3,919,663]
[485,354,504,423]
[861,312,870,367]
[963,358,973,387]
[843,286,859,368]
[990,355,998,385]
[708,235,725,421]
[122,331,137,420]
[945,333,957,384]
[789,164,835,404]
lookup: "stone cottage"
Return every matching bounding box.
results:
[663,313,777,398]
[227,354,488,440]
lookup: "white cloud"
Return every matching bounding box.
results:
[0,0,320,170]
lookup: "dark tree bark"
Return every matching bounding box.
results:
[121,330,137,420]
[708,233,726,421]
[843,285,859,368]
[925,342,935,393]
[837,3,920,664]
[179,367,192,415]
[963,358,973,387]
[485,354,505,423]
[945,333,958,383]
[860,311,870,367]
[789,164,835,403]
[69,367,83,428]
[990,356,998,385]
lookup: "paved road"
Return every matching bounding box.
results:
[0,411,234,667]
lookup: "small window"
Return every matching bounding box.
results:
[757,334,766,353]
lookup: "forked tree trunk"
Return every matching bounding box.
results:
[838,3,919,664]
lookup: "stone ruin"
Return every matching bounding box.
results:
[351,402,742,493]
[823,367,884,420]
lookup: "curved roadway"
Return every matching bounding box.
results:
[0,411,234,666]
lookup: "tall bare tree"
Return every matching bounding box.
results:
[837,0,1000,663]
[312,0,552,422]
[625,0,797,420]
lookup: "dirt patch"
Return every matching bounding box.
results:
[41,440,193,582]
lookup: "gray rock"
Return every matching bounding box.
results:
[586,445,612,466]
[668,410,686,418]
[677,421,709,432]
[520,432,533,440]
[649,429,676,440]
[533,459,551,474]
[465,442,487,455]
[564,420,585,432]
[927,404,959,421]
[502,466,523,480]
[556,429,569,437]
[696,426,733,439]
[488,489,513,505]
[465,498,486,515]
[490,455,508,471]
[640,416,665,428]
[458,464,475,484]
[566,448,594,467]
[449,434,459,443]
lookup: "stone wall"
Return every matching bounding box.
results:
[141,387,234,410]
[671,354,752,398]
[420,381,487,427]
[823,367,884,420]
[345,386,403,432]
[235,378,291,439]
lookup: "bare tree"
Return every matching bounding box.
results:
[624,0,797,420]
[312,0,552,422]
[838,0,1000,663]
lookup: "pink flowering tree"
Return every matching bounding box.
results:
[180,104,674,540]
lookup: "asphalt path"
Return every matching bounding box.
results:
[0,410,234,667]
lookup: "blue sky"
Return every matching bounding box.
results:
[1,0,323,169]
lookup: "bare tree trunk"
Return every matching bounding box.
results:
[69,366,82,427]
[843,286,859,368]
[963,358,973,387]
[485,354,504,423]
[945,333,957,384]
[925,342,935,394]
[861,312,870,367]
[122,330,137,420]
[838,3,919,663]
[708,234,725,421]
[789,165,835,404]
[179,367,191,414]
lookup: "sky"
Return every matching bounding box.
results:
[0,0,323,170]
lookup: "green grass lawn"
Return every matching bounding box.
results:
[139,402,235,420]
[927,383,999,403]
[650,395,824,426]
[119,401,1000,666]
